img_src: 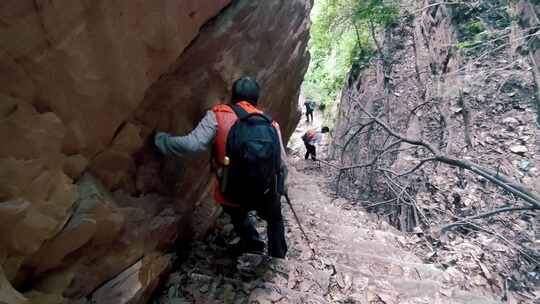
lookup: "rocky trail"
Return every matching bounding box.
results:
[151,159,500,303]
[151,118,500,304]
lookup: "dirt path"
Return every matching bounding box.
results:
[151,150,500,303]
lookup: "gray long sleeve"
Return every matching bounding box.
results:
[275,127,288,165]
[308,132,322,145]
[154,109,287,171]
[154,111,218,156]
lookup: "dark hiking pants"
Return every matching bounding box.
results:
[222,194,287,258]
[305,110,313,122]
[304,142,316,161]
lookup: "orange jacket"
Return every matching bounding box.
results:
[211,101,280,207]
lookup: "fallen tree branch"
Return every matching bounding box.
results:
[340,139,402,171]
[355,100,440,154]
[383,172,430,225]
[384,157,437,177]
[339,121,375,139]
[431,205,540,264]
[435,155,540,209]
[340,121,376,162]
[346,94,540,210]
[460,221,539,265]
[441,206,538,232]
[472,164,539,202]
[366,198,398,208]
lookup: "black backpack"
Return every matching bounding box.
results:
[222,105,282,207]
[301,129,316,143]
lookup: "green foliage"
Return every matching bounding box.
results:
[353,0,399,27]
[463,20,486,38]
[455,13,509,58]
[457,20,488,50]
[457,41,481,49]
[451,1,510,45]
[303,0,398,106]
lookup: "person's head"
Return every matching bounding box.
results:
[321,126,330,133]
[231,76,260,105]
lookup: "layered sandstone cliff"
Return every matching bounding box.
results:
[0,1,311,303]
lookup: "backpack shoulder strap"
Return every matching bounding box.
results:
[229,104,249,119]
[229,104,272,122]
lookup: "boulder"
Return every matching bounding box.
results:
[0,266,28,304]
[90,254,172,304]
[0,0,310,301]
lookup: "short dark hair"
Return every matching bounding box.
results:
[231,76,260,105]
[321,126,330,133]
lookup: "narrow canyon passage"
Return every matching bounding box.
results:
[1,1,539,303]
[149,118,499,304]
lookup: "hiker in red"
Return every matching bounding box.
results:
[154,77,288,258]
[302,126,329,161]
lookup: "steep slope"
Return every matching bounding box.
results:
[0,1,311,303]
[151,156,499,303]
[330,0,539,300]
[516,0,540,127]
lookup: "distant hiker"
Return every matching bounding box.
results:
[154,76,288,258]
[304,99,316,123]
[301,126,329,161]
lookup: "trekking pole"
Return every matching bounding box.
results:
[283,192,317,256]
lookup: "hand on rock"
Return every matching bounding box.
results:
[149,130,164,158]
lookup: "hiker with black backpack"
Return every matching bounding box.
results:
[301,126,330,161]
[304,99,316,123]
[154,76,288,258]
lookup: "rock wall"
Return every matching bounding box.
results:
[0,0,311,303]
[515,0,540,127]
[331,0,538,295]
[332,0,539,227]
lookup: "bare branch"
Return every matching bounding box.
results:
[441,206,538,232]
[343,92,540,210]
[383,172,430,225]
[366,198,398,208]
[353,97,440,154]
[453,220,540,264]
[434,155,540,209]
[339,122,374,140]
[447,32,540,78]
[340,120,376,162]
[340,139,403,171]
[473,164,539,200]
[368,19,384,61]
[385,158,437,178]
[415,1,471,14]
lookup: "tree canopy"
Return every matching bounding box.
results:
[303,0,398,106]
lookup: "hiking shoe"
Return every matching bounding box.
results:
[228,239,265,255]
[237,253,271,276]
[246,239,265,253]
